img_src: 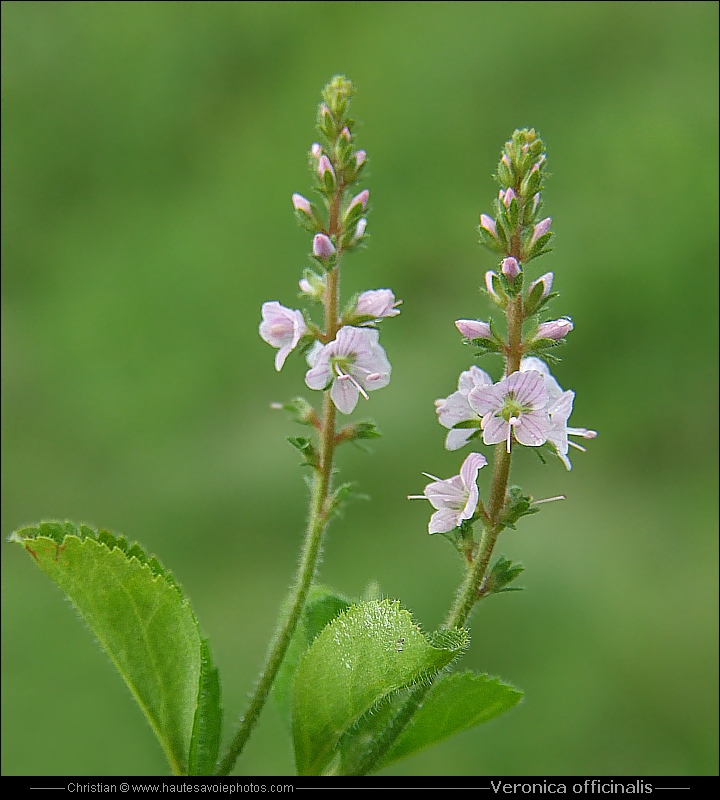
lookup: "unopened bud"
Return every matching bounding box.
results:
[536,318,573,340]
[340,126,351,141]
[292,193,312,215]
[318,155,335,182]
[353,218,367,241]
[528,272,554,299]
[531,217,552,245]
[311,143,322,158]
[455,319,492,339]
[480,214,497,238]
[313,233,336,260]
[485,270,501,300]
[355,150,367,167]
[501,257,521,280]
[501,188,517,209]
[347,189,369,214]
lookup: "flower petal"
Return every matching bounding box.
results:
[482,415,509,446]
[514,410,549,446]
[429,508,462,535]
[305,361,332,390]
[330,376,360,414]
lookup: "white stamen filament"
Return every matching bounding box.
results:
[507,416,520,453]
[569,427,597,440]
[568,441,587,452]
[531,495,566,506]
[422,472,442,482]
[407,495,428,501]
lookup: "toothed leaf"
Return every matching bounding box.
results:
[291,599,469,775]
[10,521,222,776]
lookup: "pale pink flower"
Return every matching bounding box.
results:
[408,452,487,534]
[435,366,493,450]
[259,301,307,371]
[468,370,550,451]
[520,357,597,469]
[305,327,391,414]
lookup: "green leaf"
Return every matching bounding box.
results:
[10,521,222,776]
[291,599,469,775]
[377,671,523,770]
[188,639,223,776]
[273,585,353,727]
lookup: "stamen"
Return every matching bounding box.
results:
[346,373,369,400]
[507,416,519,453]
[531,495,566,506]
[568,427,598,440]
[422,472,442,482]
[568,441,587,452]
[407,495,428,501]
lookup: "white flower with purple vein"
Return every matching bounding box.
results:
[305,326,391,414]
[435,366,493,450]
[468,369,550,451]
[259,301,307,371]
[408,452,487,534]
[520,357,596,469]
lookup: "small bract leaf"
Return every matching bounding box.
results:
[291,599,469,775]
[10,521,222,776]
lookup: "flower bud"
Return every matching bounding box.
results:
[355,289,401,320]
[311,143,322,158]
[536,318,573,340]
[317,155,335,182]
[455,319,492,340]
[528,271,553,299]
[347,189,369,214]
[501,188,517,209]
[353,217,367,241]
[313,233,336,260]
[299,270,325,300]
[292,193,312,215]
[485,270,502,301]
[480,214,497,238]
[355,150,367,167]
[501,257,521,280]
[340,126,351,141]
[531,217,552,245]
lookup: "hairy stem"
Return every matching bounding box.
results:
[349,292,525,778]
[215,188,345,778]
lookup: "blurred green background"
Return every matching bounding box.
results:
[2,0,717,778]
